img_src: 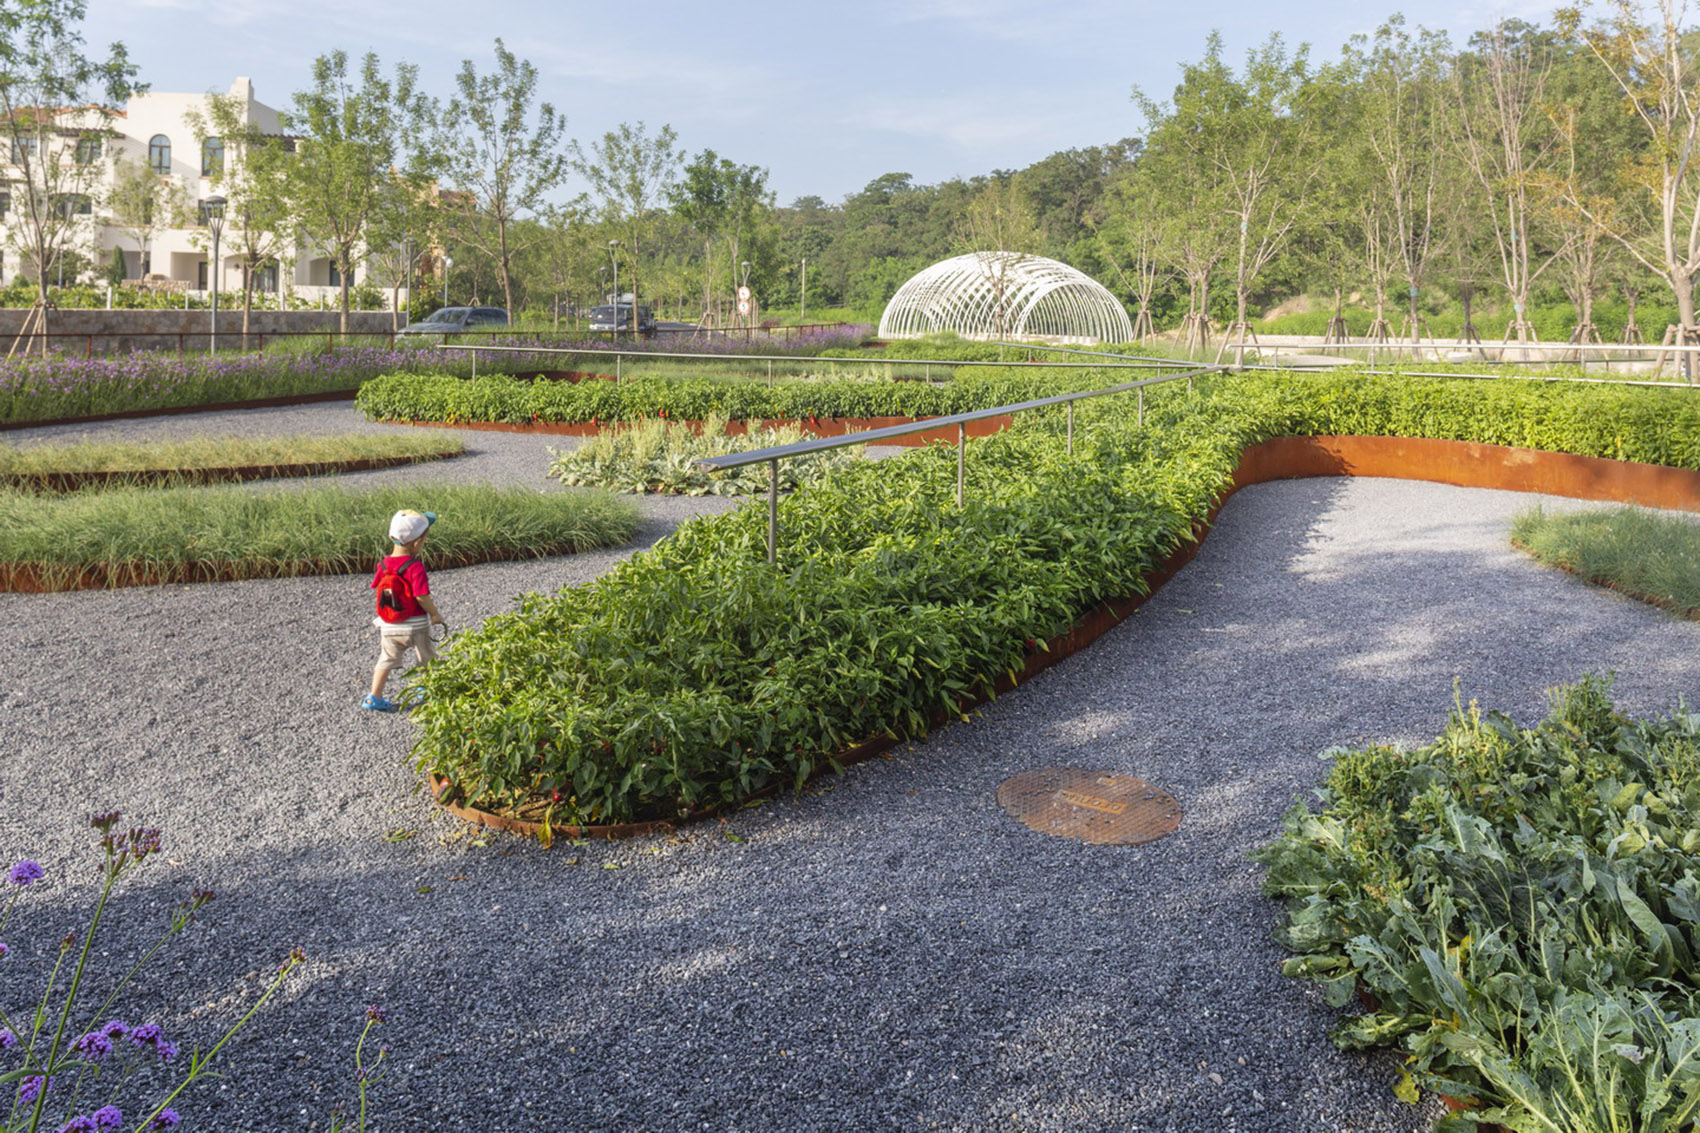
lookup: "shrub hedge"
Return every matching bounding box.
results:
[408,370,1700,826]
[355,368,1119,426]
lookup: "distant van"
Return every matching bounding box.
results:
[588,303,656,334]
[398,306,509,337]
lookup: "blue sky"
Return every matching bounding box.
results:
[85,0,1554,206]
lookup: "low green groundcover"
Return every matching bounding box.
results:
[1256,677,1700,1128]
[0,481,639,590]
[408,370,1700,827]
[1513,504,1700,620]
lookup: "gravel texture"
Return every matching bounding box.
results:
[4,401,1699,1131]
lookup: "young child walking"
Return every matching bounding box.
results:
[363,509,446,712]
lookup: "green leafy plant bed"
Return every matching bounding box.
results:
[549,415,864,495]
[379,413,1016,447]
[1255,677,1700,1129]
[409,370,1700,831]
[354,368,1111,426]
[0,482,638,592]
[0,431,465,491]
[1512,505,1700,620]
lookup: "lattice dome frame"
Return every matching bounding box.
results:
[878,251,1133,344]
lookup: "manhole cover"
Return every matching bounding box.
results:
[996,768,1182,845]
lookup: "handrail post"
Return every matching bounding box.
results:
[767,459,779,565]
[1067,402,1074,454]
[1138,387,1145,426]
[956,422,966,507]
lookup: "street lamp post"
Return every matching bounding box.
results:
[203,196,226,355]
[608,240,621,334]
[800,257,806,325]
[442,256,452,307]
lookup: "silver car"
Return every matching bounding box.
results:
[398,306,509,337]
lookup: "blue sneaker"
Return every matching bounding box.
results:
[361,694,399,713]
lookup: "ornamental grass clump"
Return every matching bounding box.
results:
[548,413,862,495]
[1511,504,1700,620]
[1255,676,1700,1129]
[0,481,640,591]
[0,813,302,1133]
[0,432,463,487]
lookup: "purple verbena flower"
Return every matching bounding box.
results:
[92,1106,123,1129]
[128,1022,162,1049]
[18,1074,52,1103]
[148,1109,181,1129]
[366,1003,387,1024]
[0,1028,16,1049]
[155,1039,178,1062]
[99,1019,128,1040]
[71,1030,114,1059]
[9,860,44,886]
[58,1116,97,1133]
[0,941,8,959]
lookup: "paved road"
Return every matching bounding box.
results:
[3,403,1696,1131]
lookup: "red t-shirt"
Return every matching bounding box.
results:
[371,555,431,621]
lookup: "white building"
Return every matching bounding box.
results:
[4,78,385,307]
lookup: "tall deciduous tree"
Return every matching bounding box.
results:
[1558,0,1700,343]
[184,93,295,337]
[572,121,681,332]
[670,149,773,323]
[1451,19,1561,340]
[1137,31,1318,356]
[433,39,572,317]
[283,50,428,331]
[1343,16,1457,340]
[105,152,187,278]
[0,0,139,343]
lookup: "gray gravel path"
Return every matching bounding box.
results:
[4,402,1699,1132]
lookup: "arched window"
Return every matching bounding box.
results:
[148,134,170,175]
[201,137,223,177]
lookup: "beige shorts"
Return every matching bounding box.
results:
[375,621,436,675]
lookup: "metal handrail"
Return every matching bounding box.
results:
[694,364,1222,563]
[1234,360,1700,391]
[438,341,1180,381]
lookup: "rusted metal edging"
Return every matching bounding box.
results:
[697,365,1222,563]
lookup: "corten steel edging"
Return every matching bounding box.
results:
[428,432,1700,842]
[0,388,363,431]
[0,541,608,594]
[5,450,461,493]
[1237,434,1700,512]
[382,414,1018,446]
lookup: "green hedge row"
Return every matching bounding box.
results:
[355,368,1122,425]
[409,371,1700,826]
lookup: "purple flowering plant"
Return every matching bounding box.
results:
[0,813,304,1132]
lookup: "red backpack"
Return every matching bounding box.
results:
[373,557,419,623]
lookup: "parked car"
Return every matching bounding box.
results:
[588,303,656,334]
[398,306,508,337]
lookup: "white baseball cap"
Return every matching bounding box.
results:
[388,509,437,543]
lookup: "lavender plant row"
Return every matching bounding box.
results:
[0,346,493,425]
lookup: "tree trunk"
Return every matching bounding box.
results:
[338,252,352,335]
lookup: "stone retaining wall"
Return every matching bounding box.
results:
[0,309,401,354]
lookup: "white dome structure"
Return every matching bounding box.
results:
[878,251,1133,344]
